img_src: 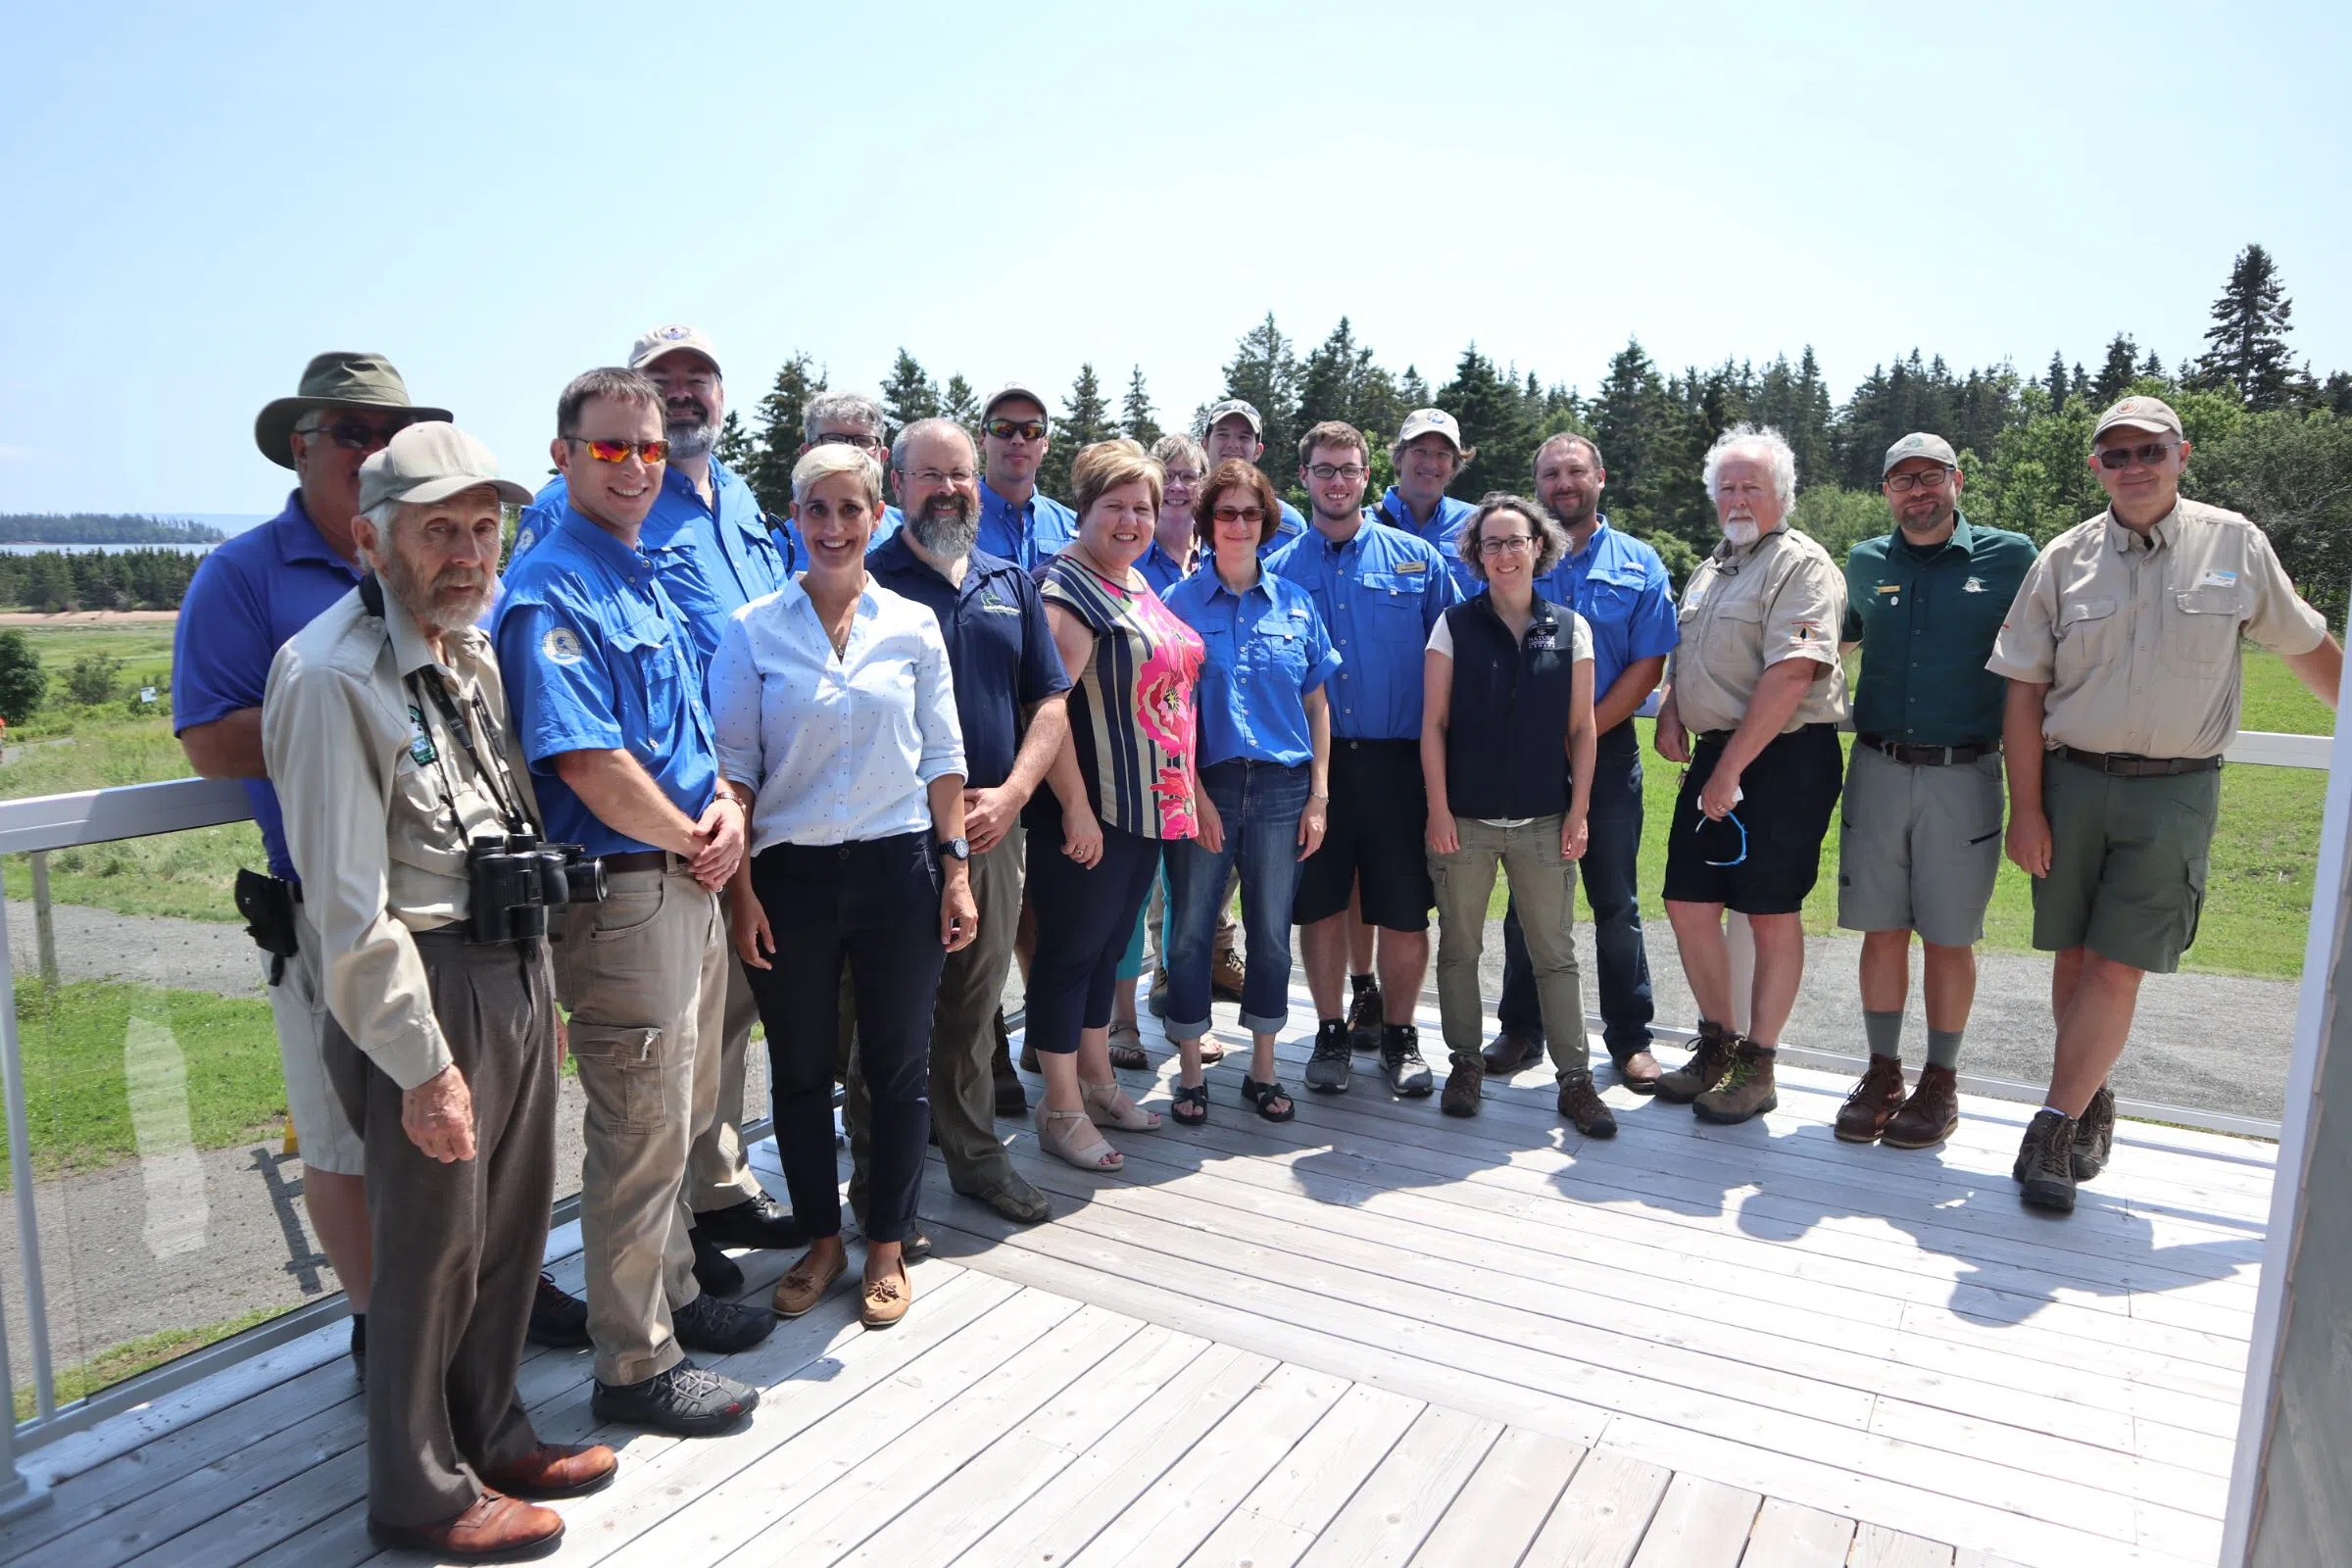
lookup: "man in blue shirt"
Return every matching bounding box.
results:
[1202,398,1307,550]
[1267,419,1460,1099]
[174,351,450,1386]
[495,367,772,1437]
[1486,434,1680,1089]
[1377,408,1481,590]
[975,382,1078,567]
[791,391,905,559]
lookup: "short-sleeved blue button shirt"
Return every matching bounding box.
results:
[975,479,1078,570]
[1265,518,1460,742]
[866,533,1071,791]
[1377,487,1481,591]
[1530,516,1680,709]
[1265,500,1307,556]
[493,507,719,857]
[172,491,364,881]
[514,457,789,673]
[1163,566,1341,768]
[1137,540,1196,596]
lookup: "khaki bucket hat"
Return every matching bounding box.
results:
[254,352,450,469]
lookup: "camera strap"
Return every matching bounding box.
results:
[407,666,534,836]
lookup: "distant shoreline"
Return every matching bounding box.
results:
[0,611,177,625]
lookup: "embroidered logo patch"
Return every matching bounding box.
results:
[542,627,586,665]
[514,527,535,556]
[1963,576,1985,593]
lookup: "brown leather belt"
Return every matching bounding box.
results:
[1860,733,1999,766]
[2055,746,2222,778]
[600,850,672,873]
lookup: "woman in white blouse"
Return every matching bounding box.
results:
[708,444,977,1331]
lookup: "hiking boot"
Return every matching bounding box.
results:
[1346,977,1384,1054]
[1834,1054,1910,1144]
[1146,966,1171,1019]
[1381,1024,1435,1098]
[526,1272,590,1348]
[1557,1073,1618,1138]
[1883,1063,1961,1150]
[1653,1021,1733,1103]
[1441,1053,1484,1117]
[672,1291,775,1354]
[688,1226,745,1298]
[2014,1109,2081,1214]
[2072,1084,2116,1180]
[1481,1028,1544,1075]
[1304,1019,1352,1094]
[1211,950,1247,1004]
[591,1359,759,1436]
[992,1009,1026,1117]
[1693,1040,1778,1125]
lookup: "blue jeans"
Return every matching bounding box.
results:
[1499,724,1654,1058]
[1162,760,1311,1039]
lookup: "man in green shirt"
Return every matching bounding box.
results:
[1833,433,2035,1149]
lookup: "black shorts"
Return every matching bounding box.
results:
[1661,723,1842,915]
[1293,739,1433,932]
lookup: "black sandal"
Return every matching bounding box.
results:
[1171,1082,1209,1126]
[1241,1077,1296,1123]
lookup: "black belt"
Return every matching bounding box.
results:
[1696,729,1735,745]
[600,850,673,873]
[1860,734,1999,766]
[2055,746,2223,778]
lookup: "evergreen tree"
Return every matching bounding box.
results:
[1590,338,1677,539]
[940,373,980,427]
[2045,351,2072,412]
[714,409,755,473]
[2196,243,2298,409]
[1220,315,1301,473]
[1120,366,1161,446]
[2093,335,2141,405]
[881,348,939,430]
[1437,343,1539,499]
[1036,364,1113,503]
[2139,350,2168,382]
[0,630,40,723]
[746,353,825,515]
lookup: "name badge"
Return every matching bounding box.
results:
[406,706,438,766]
[1396,560,1428,574]
[2198,569,2239,588]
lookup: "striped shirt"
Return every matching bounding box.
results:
[1035,554,1204,839]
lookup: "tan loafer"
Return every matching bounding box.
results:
[861,1254,912,1329]
[770,1247,848,1318]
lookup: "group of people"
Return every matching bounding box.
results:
[176,326,2341,1556]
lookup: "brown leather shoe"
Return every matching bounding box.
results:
[1210,950,1247,1003]
[861,1254,913,1329]
[1556,1074,1617,1138]
[1481,1029,1544,1074]
[1611,1048,1664,1093]
[477,1442,618,1500]
[1692,1040,1778,1125]
[1882,1063,1960,1150]
[1653,1022,1733,1103]
[1834,1054,1910,1144]
[368,1493,564,1558]
[1441,1053,1484,1117]
[771,1247,848,1318]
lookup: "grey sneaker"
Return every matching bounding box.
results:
[1305,1019,1352,1094]
[591,1360,759,1437]
[2071,1084,2116,1180]
[1381,1025,1434,1098]
[672,1292,774,1354]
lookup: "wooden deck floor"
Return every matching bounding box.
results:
[0,988,2269,1568]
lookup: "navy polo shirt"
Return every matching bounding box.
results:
[493,507,718,857]
[1264,517,1459,741]
[1378,487,1481,591]
[866,534,1070,791]
[172,492,363,881]
[1530,516,1680,711]
[975,479,1078,569]
[1436,593,1592,820]
[1163,566,1341,767]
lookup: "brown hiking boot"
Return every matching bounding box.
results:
[1834,1054,1910,1144]
[2014,1109,2080,1213]
[1211,949,1247,1003]
[1653,1021,1733,1103]
[1441,1053,1484,1117]
[1693,1040,1778,1125]
[1346,977,1383,1054]
[2071,1083,2116,1180]
[1556,1073,1617,1138]
[1882,1063,1960,1150]
[1482,1029,1544,1074]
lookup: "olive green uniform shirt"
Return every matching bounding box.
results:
[1985,498,2327,760]
[1669,524,1849,736]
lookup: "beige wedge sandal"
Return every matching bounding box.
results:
[1035,1104,1123,1171]
[1080,1078,1162,1132]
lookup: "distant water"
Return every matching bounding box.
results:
[0,541,217,557]
[0,512,272,555]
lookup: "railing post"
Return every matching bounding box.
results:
[0,878,55,1517]
[26,854,55,988]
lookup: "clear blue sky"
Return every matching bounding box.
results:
[5,0,2346,514]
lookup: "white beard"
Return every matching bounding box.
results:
[1720,519,1760,550]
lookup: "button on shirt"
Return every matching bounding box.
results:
[1530,516,1680,714]
[975,479,1078,570]
[708,576,965,854]
[1841,514,2034,747]
[1163,566,1342,768]
[264,585,537,1090]
[1669,525,1849,736]
[1379,488,1481,591]
[493,508,719,858]
[1266,519,1460,741]
[866,534,1071,791]
[172,492,365,881]
[1986,498,2327,759]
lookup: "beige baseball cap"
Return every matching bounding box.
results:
[358,422,532,513]
[1396,408,1466,453]
[1205,398,1263,436]
[1881,431,1958,477]
[628,324,721,375]
[2092,394,2182,442]
[982,381,1051,423]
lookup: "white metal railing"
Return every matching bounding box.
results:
[0,730,2333,1519]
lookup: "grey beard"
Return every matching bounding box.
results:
[666,418,715,461]
[910,510,981,558]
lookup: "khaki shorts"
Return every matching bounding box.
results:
[2033,755,2220,974]
[1836,745,2004,948]
[267,913,366,1176]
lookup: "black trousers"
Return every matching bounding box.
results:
[1023,822,1163,1054]
[747,834,945,1245]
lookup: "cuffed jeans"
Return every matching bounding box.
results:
[749,834,945,1246]
[1025,821,1162,1054]
[1431,814,1592,1083]
[1499,724,1652,1059]
[1163,760,1310,1039]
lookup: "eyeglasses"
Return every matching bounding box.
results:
[814,430,884,452]
[298,417,405,451]
[1479,534,1536,557]
[564,436,671,464]
[1696,809,1747,867]
[2095,440,2178,470]
[1212,506,1266,525]
[987,418,1048,442]
[1884,467,1951,494]
[1306,464,1366,482]
[901,467,977,487]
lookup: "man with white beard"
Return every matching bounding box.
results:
[860,417,1072,1226]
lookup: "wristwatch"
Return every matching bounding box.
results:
[937,837,971,861]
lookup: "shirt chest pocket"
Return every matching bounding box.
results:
[1247,616,1310,679]
[1698,594,1765,662]
[2053,596,2123,676]
[388,756,468,878]
[609,612,683,753]
[1584,567,1643,627]
[1354,572,1423,630]
[2163,580,2246,675]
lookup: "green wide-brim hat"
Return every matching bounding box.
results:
[254,351,451,469]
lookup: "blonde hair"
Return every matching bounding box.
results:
[1071,440,1164,518]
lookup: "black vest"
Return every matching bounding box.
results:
[1443,594,1579,819]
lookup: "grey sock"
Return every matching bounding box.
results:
[1862,1009,1904,1061]
[1926,1028,1964,1071]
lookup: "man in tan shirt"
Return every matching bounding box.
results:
[1653,424,1849,1125]
[1988,394,2340,1214]
[266,423,617,1558]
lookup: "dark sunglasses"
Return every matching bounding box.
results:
[2094,440,2177,470]
[1212,506,1266,524]
[303,417,405,451]
[986,418,1048,442]
[564,435,671,465]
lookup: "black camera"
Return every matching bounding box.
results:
[550,842,606,906]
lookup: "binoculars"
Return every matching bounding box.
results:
[466,832,607,944]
